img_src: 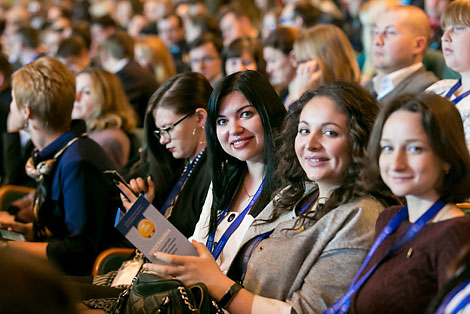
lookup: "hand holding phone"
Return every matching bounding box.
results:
[104,170,138,202]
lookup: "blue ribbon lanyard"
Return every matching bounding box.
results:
[159,159,195,214]
[435,279,470,314]
[445,79,470,105]
[324,199,447,314]
[206,180,264,260]
[298,189,320,216]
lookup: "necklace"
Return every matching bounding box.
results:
[243,181,255,198]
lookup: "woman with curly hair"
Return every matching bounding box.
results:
[73,68,137,169]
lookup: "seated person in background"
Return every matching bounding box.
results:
[73,68,138,170]
[279,1,320,30]
[222,36,266,77]
[286,24,360,110]
[56,35,91,74]
[426,0,470,150]
[189,33,224,87]
[0,52,35,187]
[99,30,158,126]
[145,82,390,313]
[134,35,176,86]
[364,6,438,104]
[157,13,191,73]
[263,26,300,103]
[8,26,45,72]
[218,2,259,46]
[0,246,79,314]
[327,93,470,314]
[0,57,128,275]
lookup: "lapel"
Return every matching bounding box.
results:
[239,183,318,248]
[380,67,426,104]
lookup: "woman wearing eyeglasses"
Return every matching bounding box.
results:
[125,72,212,238]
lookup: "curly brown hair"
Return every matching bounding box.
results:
[271,82,394,222]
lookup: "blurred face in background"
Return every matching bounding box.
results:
[73,73,94,120]
[190,42,222,85]
[264,46,296,89]
[225,50,257,76]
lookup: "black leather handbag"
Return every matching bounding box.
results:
[113,271,223,314]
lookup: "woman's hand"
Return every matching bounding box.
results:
[289,60,322,100]
[143,241,234,300]
[119,176,155,211]
[0,221,34,241]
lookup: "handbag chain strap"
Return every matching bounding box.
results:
[177,286,198,312]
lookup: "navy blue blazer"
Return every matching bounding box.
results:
[36,120,127,275]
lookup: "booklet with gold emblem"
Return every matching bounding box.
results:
[115,195,197,264]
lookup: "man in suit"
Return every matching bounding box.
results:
[99,31,158,126]
[365,5,438,104]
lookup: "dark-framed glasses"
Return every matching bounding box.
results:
[154,112,194,140]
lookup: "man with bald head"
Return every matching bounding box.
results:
[365,5,438,104]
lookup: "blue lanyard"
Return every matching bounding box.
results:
[297,190,320,216]
[436,279,470,314]
[206,180,264,260]
[324,199,447,314]
[159,157,197,215]
[445,79,470,105]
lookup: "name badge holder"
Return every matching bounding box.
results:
[206,180,264,260]
[324,199,446,314]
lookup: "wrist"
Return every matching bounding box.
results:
[218,281,243,309]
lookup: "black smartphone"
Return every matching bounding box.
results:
[103,170,138,201]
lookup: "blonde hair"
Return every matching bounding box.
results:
[441,0,470,29]
[294,24,360,85]
[77,68,137,134]
[135,35,176,85]
[12,57,75,131]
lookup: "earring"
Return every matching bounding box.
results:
[192,125,205,136]
[23,119,29,129]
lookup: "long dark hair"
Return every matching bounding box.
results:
[206,70,286,233]
[362,93,470,204]
[143,72,213,207]
[273,82,392,221]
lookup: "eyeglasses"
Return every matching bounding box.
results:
[153,112,194,140]
[190,55,219,64]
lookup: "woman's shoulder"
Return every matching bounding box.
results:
[426,79,459,95]
[89,128,130,144]
[328,196,385,220]
[314,196,385,237]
